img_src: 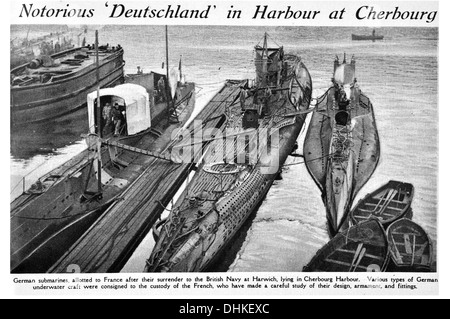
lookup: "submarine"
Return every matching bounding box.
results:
[303,54,380,236]
[144,33,312,272]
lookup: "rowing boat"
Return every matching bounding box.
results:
[349,180,414,228]
[145,33,312,273]
[11,43,124,126]
[386,218,433,272]
[303,219,389,272]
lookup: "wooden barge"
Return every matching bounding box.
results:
[11,44,125,125]
[303,219,390,272]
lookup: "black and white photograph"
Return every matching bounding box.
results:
[6,0,444,298]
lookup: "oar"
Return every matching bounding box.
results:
[377,189,399,216]
[410,235,416,266]
[349,243,363,271]
[392,241,403,263]
[404,234,412,254]
[374,189,397,215]
[352,247,366,272]
[367,189,391,213]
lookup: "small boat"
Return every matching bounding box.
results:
[348,181,414,228]
[386,218,433,272]
[145,33,312,273]
[352,29,384,41]
[10,42,125,126]
[351,34,384,41]
[303,55,380,236]
[303,219,389,272]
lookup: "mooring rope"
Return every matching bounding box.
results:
[283,151,338,167]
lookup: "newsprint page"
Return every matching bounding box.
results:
[3,0,447,301]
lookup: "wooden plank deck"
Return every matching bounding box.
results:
[49,81,243,273]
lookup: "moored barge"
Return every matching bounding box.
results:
[11,44,125,125]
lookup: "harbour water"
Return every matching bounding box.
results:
[10,25,438,272]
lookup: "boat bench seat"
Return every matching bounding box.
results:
[356,207,398,216]
[364,200,406,210]
[336,248,385,261]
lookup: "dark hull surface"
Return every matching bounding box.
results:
[10,82,195,273]
[386,218,433,272]
[304,219,389,272]
[303,60,380,236]
[11,46,125,125]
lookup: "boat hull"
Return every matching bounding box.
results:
[11,207,106,274]
[349,180,414,228]
[11,28,74,69]
[146,58,312,273]
[304,87,380,236]
[352,34,384,41]
[11,47,125,125]
[196,116,305,272]
[386,218,433,272]
[10,153,126,273]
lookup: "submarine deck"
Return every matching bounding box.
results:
[10,87,181,215]
[49,80,244,273]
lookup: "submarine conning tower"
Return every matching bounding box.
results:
[239,32,286,129]
[332,54,357,114]
[333,54,356,86]
[254,32,284,88]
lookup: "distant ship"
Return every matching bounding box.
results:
[303,54,380,236]
[10,43,125,126]
[352,29,384,41]
[145,33,312,272]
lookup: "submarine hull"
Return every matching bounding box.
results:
[304,59,380,236]
[146,47,312,272]
[180,116,305,272]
